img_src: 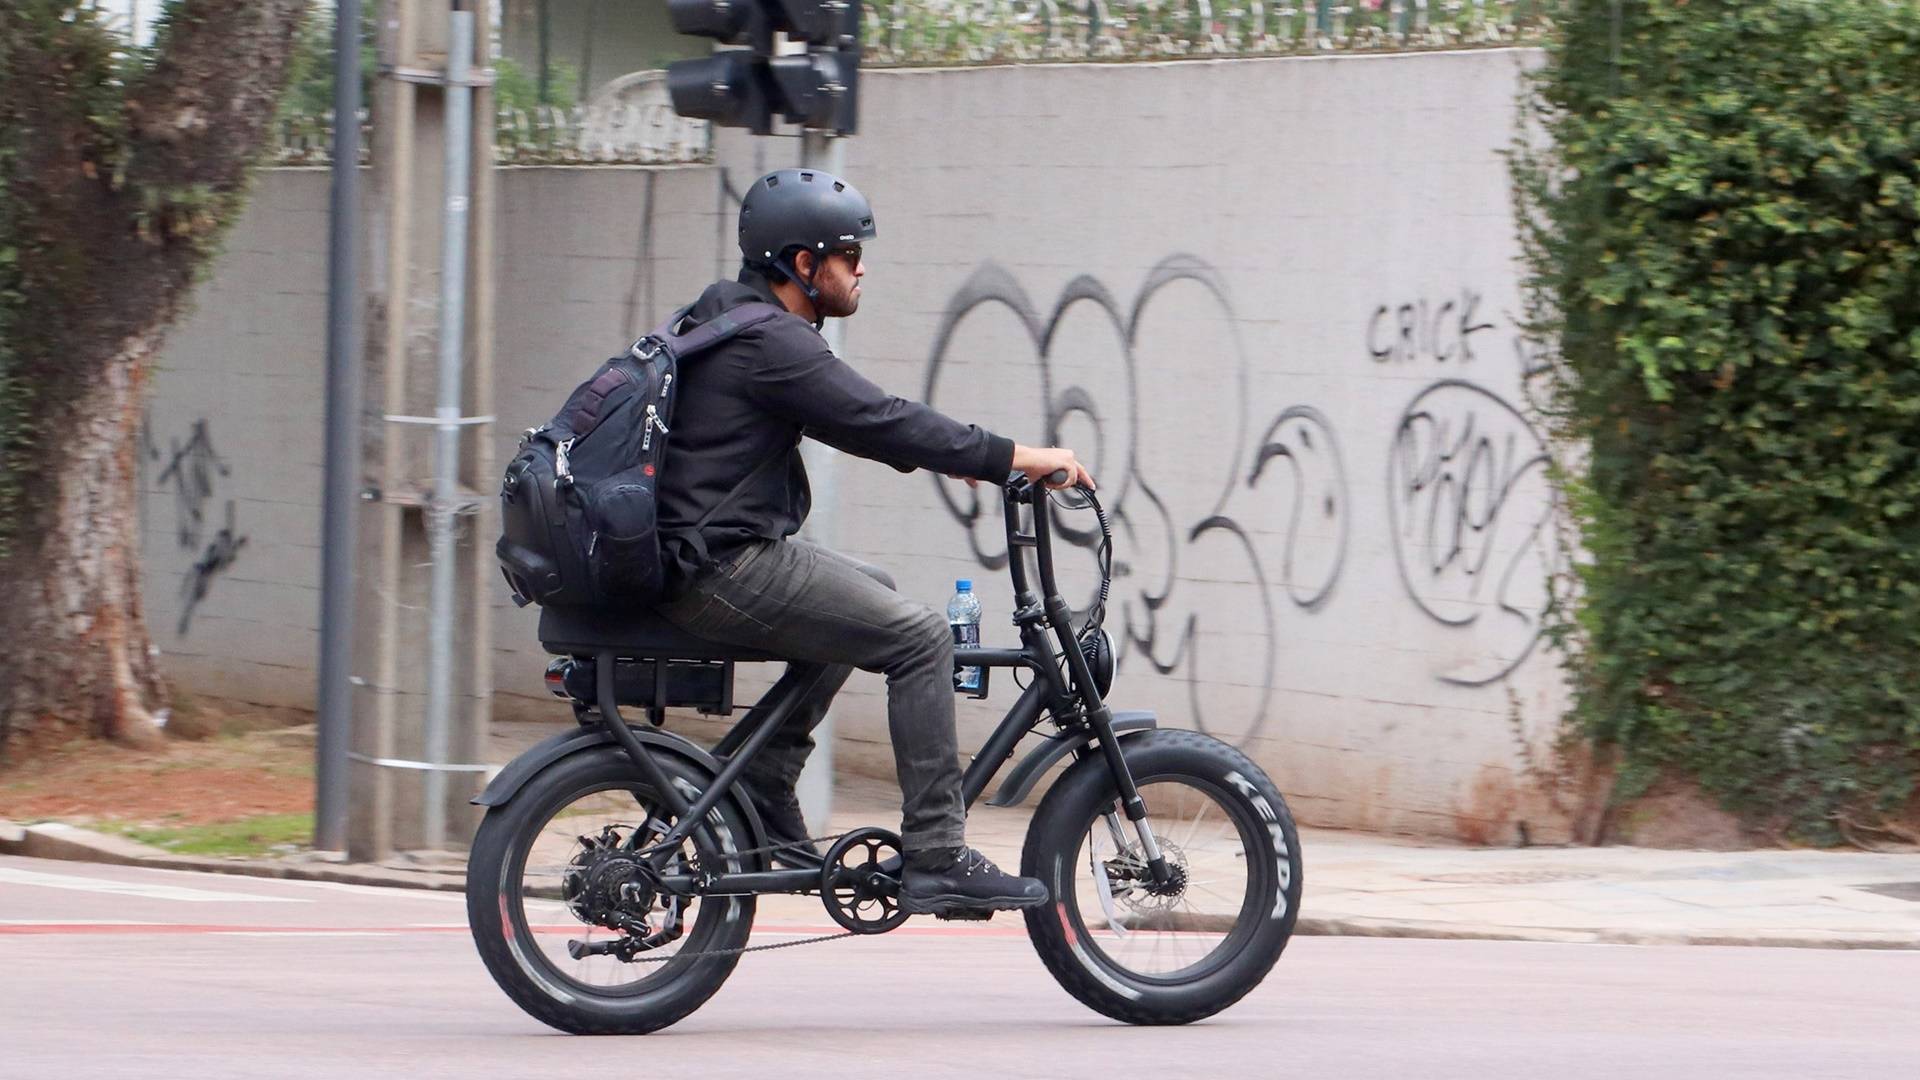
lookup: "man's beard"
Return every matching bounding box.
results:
[817,278,860,319]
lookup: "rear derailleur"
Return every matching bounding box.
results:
[563,825,686,962]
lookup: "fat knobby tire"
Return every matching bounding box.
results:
[465,747,757,1035]
[1020,729,1303,1025]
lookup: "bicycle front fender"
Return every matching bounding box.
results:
[986,710,1157,808]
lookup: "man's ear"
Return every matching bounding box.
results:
[791,248,816,280]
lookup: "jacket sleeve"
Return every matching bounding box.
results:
[745,326,1016,482]
[802,426,916,474]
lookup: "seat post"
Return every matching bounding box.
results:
[648,657,667,726]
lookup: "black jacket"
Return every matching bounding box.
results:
[655,272,1016,593]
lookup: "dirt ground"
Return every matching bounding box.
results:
[0,699,315,827]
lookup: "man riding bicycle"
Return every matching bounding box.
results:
[651,168,1096,917]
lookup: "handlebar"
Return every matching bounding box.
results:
[1003,468,1077,499]
[994,467,1113,636]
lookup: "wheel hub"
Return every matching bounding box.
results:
[562,829,658,929]
[1104,840,1189,910]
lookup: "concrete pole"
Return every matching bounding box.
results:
[793,128,847,837]
[351,0,494,860]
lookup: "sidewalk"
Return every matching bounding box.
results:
[6,775,1918,949]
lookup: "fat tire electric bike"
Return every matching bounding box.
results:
[466,472,1304,1033]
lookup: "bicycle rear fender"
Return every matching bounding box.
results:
[471,726,769,851]
[986,710,1157,808]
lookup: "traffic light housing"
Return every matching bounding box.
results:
[664,0,859,136]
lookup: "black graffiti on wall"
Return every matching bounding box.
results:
[1356,288,1567,686]
[178,500,248,635]
[1368,290,1498,365]
[924,256,1352,742]
[147,417,249,636]
[155,419,229,550]
[1385,380,1560,687]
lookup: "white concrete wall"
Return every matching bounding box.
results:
[764,49,1571,841]
[145,48,1572,842]
[141,169,332,708]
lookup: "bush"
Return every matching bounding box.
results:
[1515,0,1920,843]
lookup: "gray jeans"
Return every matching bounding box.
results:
[657,538,965,852]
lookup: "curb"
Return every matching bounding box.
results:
[4,819,1915,950]
[0,819,464,894]
[1290,914,1920,951]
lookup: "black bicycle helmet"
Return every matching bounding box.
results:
[738,169,876,307]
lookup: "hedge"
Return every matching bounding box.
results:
[1515,0,1920,842]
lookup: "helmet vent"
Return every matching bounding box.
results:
[800,172,815,182]
[859,217,873,229]
[764,176,779,188]
[833,181,845,192]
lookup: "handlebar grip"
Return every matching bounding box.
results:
[1044,469,1071,486]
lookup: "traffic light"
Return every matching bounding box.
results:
[664,0,860,136]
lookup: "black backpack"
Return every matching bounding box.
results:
[496,301,785,609]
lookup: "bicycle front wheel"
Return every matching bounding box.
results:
[1021,729,1302,1024]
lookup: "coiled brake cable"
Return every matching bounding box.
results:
[1048,484,1114,632]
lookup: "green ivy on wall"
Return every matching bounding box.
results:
[1515,0,1920,843]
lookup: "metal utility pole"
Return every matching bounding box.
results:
[421,2,477,851]
[316,0,365,853]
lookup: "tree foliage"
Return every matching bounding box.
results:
[1516,0,1920,842]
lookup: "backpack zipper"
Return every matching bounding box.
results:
[660,372,673,398]
[641,404,670,451]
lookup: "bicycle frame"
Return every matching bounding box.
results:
[585,474,1172,898]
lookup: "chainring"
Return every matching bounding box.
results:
[820,827,909,935]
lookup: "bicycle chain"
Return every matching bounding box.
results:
[614,830,868,964]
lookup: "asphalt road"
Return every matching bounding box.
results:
[2,854,1914,1080]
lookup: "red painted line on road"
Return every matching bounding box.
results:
[0,921,1029,938]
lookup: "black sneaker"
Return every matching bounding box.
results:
[741,779,821,868]
[901,846,1049,916]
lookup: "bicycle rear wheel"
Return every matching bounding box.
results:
[466,746,757,1034]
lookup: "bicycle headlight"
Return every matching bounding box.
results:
[1079,627,1114,697]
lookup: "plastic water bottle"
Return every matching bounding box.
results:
[948,579,986,697]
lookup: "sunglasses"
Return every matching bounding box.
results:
[827,244,863,266]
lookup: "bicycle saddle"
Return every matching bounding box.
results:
[537,606,779,662]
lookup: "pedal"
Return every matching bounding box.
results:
[932,908,994,922]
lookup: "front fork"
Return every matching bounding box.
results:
[1015,476,1171,886]
[1083,711,1171,887]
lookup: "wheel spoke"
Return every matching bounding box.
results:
[1064,777,1277,981]
[1177,799,1210,853]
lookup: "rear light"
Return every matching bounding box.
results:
[544,658,573,699]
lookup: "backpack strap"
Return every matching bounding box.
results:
[560,364,635,440]
[634,301,787,361]
[681,451,789,573]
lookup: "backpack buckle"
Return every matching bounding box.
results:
[629,336,664,361]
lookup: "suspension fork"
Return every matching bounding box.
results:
[1024,480,1173,887]
[1081,699,1171,885]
